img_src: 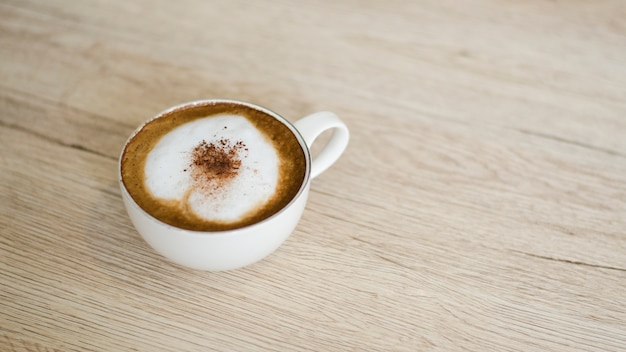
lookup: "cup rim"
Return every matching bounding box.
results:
[118,98,312,234]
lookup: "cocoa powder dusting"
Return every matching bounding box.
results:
[188,139,247,193]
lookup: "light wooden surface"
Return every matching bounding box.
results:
[2,0,625,351]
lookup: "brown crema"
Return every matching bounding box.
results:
[120,101,307,231]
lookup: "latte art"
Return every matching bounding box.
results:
[144,115,279,223]
[120,101,307,231]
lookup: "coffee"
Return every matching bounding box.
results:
[121,101,307,231]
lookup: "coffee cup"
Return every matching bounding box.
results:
[119,99,349,271]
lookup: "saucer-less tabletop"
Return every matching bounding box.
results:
[2,1,625,351]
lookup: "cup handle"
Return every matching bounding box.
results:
[293,111,349,180]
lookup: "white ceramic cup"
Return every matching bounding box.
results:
[119,100,349,271]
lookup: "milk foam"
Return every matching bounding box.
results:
[144,115,279,223]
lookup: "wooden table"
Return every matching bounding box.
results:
[2,1,625,350]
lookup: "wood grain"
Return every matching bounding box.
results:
[1,0,625,351]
